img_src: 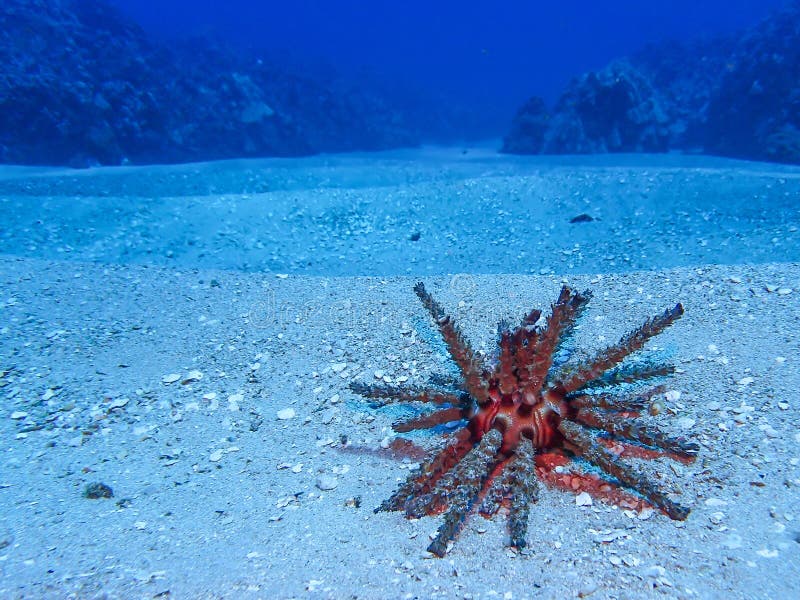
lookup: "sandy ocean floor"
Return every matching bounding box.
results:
[1,147,799,599]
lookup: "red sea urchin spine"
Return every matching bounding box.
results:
[569,385,665,412]
[425,429,503,557]
[573,408,700,459]
[414,283,491,406]
[376,429,474,513]
[558,420,690,520]
[477,441,540,548]
[496,328,518,395]
[503,438,540,548]
[523,287,591,403]
[504,310,541,392]
[559,303,684,394]
[348,381,463,406]
[393,406,468,432]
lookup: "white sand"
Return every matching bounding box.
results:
[1,148,799,598]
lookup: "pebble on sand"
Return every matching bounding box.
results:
[276,408,296,420]
[182,370,203,384]
[316,475,338,491]
[162,373,181,384]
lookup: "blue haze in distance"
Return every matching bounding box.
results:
[110,1,792,135]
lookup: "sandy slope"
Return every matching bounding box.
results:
[2,147,800,276]
[0,148,799,599]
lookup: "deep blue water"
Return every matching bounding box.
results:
[112,0,790,131]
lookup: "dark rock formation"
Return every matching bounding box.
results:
[634,37,736,151]
[503,61,671,154]
[504,2,800,165]
[705,5,800,164]
[0,0,420,166]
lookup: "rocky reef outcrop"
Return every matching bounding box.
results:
[503,2,800,165]
[0,0,420,166]
[502,60,672,154]
[705,4,800,163]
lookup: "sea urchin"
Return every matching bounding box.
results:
[351,283,698,556]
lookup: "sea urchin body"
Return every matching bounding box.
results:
[351,283,698,557]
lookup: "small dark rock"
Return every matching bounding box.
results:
[83,482,114,499]
[570,213,595,223]
[409,231,421,242]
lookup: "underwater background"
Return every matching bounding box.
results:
[114,0,790,137]
[1,0,798,166]
[1,1,800,599]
